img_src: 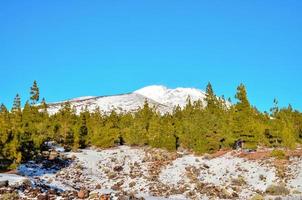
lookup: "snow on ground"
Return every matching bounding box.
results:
[287,157,302,191]
[52,147,280,199]
[18,161,58,177]
[159,155,197,185]
[3,146,302,199]
[46,85,211,115]
[159,153,277,199]
[66,146,151,194]
[201,154,276,191]
[0,174,28,186]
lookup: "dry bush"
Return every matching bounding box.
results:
[265,184,290,195]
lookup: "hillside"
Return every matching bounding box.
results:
[1,81,302,200]
[1,145,302,199]
[46,85,208,114]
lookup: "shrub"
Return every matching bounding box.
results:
[250,194,264,200]
[265,184,290,195]
[232,175,247,186]
[270,149,286,160]
[0,191,20,200]
[292,190,301,194]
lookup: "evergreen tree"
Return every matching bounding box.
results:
[40,98,48,113]
[30,80,40,105]
[55,102,76,150]
[78,111,89,148]
[270,98,279,117]
[125,100,153,146]
[11,94,22,134]
[235,84,251,111]
[12,94,21,113]
[205,82,218,111]
[233,84,262,149]
[148,114,177,151]
[0,104,11,165]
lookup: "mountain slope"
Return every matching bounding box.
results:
[46,85,209,115]
[134,85,207,108]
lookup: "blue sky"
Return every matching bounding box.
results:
[0,1,301,111]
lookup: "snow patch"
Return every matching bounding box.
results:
[0,174,28,186]
[287,157,302,191]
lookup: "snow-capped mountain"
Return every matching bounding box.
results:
[134,85,207,109]
[46,85,208,115]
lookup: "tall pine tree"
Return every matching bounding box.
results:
[30,80,40,105]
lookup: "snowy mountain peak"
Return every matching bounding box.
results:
[134,85,169,103]
[134,85,207,108]
[46,85,210,115]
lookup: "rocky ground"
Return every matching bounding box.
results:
[1,145,302,200]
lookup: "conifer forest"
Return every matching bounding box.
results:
[1,81,302,170]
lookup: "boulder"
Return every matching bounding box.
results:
[49,151,59,160]
[37,194,49,200]
[78,188,89,199]
[113,165,123,172]
[42,151,50,157]
[0,180,8,187]
[100,194,111,200]
[95,184,102,189]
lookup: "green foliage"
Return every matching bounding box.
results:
[77,111,89,148]
[30,80,40,105]
[148,114,176,151]
[1,81,302,170]
[270,149,286,159]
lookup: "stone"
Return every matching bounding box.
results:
[0,180,9,187]
[49,151,59,160]
[37,194,49,200]
[78,188,89,199]
[100,194,111,200]
[113,165,123,172]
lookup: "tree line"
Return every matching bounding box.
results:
[1,81,302,169]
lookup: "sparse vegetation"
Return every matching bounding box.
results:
[231,175,247,186]
[250,194,264,200]
[0,191,20,200]
[265,184,290,195]
[271,149,286,160]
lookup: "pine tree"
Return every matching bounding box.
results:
[132,100,153,145]
[2,95,23,168]
[30,80,40,105]
[270,98,279,117]
[40,98,48,113]
[0,104,11,164]
[235,83,250,111]
[11,94,22,134]
[55,102,76,150]
[233,84,261,149]
[148,114,177,151]
[205,82,218,111]
[78,112,88,148]
[12,94,21,113]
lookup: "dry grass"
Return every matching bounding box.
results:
[0,191,20,200]
[265,184,290,195]
[238,150,271,160]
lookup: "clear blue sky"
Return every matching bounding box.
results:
[0,1,301,111]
